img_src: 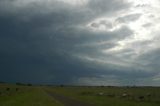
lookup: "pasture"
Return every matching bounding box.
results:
[0,83,62,106]
[0,83,160,106]
[45,86,160,106]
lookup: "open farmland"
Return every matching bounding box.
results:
[0,83,160,106]
[45,86,160,106]
[0,83,62,106]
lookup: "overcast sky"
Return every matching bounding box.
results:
[0,0,160,86]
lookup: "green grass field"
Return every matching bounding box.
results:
[45,86,160,106]
[0,83,160,106]
[0,84,63,106]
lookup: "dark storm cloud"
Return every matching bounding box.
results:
[138,49,160,71]
[0,0,159,86]
[0,0,98,84]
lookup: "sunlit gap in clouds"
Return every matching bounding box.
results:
[86,0,160,56]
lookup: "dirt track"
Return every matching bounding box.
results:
[46,90,94,106]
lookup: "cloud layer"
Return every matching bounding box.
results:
[0,0,160,86]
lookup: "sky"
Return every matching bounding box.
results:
[0,0,160,86]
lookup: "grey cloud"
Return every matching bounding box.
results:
[116,13,142,23]
[90,20,113,29]
[99,20,113,29]
[142,23,153,28]
[88,0,131,15]
[138,49,160,68]
[74,58,157,86]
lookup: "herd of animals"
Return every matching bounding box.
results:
[0,86,159,103]
[80,91,154,101]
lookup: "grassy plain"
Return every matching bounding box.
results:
[45,86,160,106]
[0,84,63,106]
[0,83,160,106]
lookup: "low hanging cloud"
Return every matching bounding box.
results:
[0,0,160,86]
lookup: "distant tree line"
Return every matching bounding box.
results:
[16,83,32,86]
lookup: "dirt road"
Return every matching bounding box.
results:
[45,90,94,106]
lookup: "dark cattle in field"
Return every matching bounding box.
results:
[6,88,10,91]
[107,94,115,97]
[138,96,145,100]
[81,91,93,95]
[16,88,19,91]
[146,93,151,97]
